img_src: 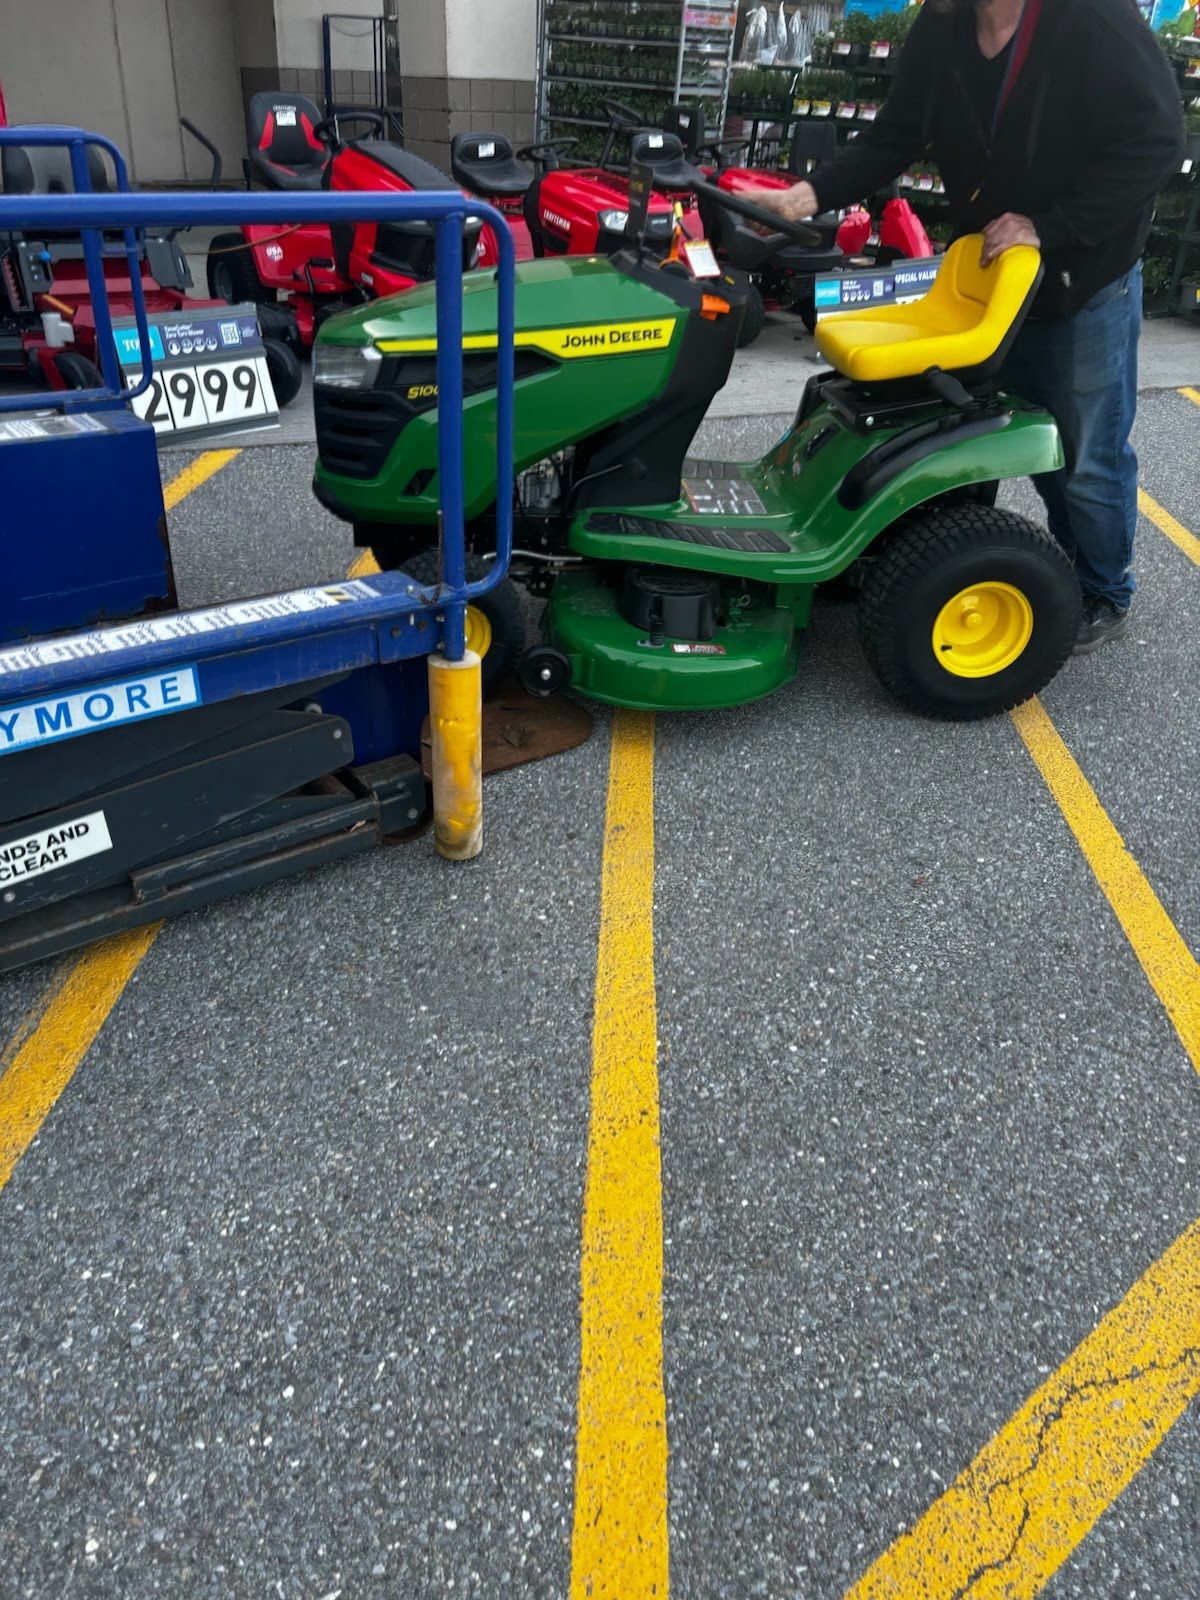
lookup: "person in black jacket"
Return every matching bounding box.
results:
[749,0,1186,652]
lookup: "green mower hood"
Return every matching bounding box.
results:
[313,256,700,526]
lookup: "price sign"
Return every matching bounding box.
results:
[813,256,942,320]
[113,303,280,441]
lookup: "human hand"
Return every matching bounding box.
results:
[980,213,1040,266]
[741,180,819,224]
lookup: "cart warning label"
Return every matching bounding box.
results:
[0,667,201,757]
[0,582,379,683]
[0,809,113,887]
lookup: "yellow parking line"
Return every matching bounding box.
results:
[845,1218,1200,1600]
[162,447,241,510]
[0,448,241,1194]
[570,709,669,1599]
[1179,386,1200,408]
[347,548,380,579]
[846,698,1200,1598]
[1011,697,1199,1071]
[0,928,159,1190]
[1138,488,1200,570]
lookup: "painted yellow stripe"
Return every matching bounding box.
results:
[848,700,1200,1597]
[0,927,159,1190]
[570,708,669,1599]
[1179,386,1200,408]
[1138,487,1200,570]
[1011,697,1200,1071]
[845,1218,1200,1600]
[377,317,677,362]
[162,448,241,510]
[0,448,241,1194]
[347,548,381,579]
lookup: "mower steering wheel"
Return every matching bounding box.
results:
[602,98,644,132]
[695,176,825,249]
[312,109,387,146]
[516,137,578,172]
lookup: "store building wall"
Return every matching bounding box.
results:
[0,0,246,184]
[240,0,389,113]
[402,0,539,167]
[0,0,540,181]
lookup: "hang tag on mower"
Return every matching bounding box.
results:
[647,133,664,149]
[274,106,298,126]
[683,238,720,278]
[477,140,496,158]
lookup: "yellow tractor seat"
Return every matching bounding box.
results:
[815,235,1043,387]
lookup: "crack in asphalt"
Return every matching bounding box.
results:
[945,1346,1200,1600]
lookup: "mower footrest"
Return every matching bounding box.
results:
[585,512,790,554]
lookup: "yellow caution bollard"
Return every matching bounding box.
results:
[427,648,483,860]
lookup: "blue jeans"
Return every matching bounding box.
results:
[999,262,1142,610]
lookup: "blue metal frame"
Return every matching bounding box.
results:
[0,127,155,407]
[0,127,515,676]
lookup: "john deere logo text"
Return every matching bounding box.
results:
[563,325,667,351]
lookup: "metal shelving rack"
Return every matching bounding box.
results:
[536,0,739,160]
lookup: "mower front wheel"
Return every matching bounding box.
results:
[858,506,1080,720]
[389,548,524,699]
[263,338,303,407]
[52,351,104,390]
[737,281,766,348]
[207,233,270,304]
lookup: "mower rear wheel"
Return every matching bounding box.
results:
[737,281,766,348]
[390,548,524,699]
[207,234,270,304]
[52,351,103,390]
[858,505,1080,720]
[263,337,303,407]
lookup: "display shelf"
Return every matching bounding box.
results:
[537,0,739,155]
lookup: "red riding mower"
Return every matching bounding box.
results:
[187,93,492,352]
[0,137,302,400]
[451,98,680,261]
[665,105,934,342]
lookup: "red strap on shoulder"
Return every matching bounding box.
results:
[994,0,1044,130]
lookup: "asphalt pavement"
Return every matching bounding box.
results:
[0,367,1197,1597]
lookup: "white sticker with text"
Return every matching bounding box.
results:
[0,810,113,887]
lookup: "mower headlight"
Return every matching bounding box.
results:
[599,208,629,232]
[312,343,382,390]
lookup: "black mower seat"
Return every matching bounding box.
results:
[246,91,329,190]
[628,131,698,191]
[1,141,110,196]
[451,132,532,198]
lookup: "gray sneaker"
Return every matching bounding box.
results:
[1074,597,1131,655]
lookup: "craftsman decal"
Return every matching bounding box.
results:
[0,667,201,756]
[0,809,113,886]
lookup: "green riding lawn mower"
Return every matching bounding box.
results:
[311,171,1079,720]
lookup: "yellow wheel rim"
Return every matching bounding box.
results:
[464,603,492,659]
[931,581,1033,678]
